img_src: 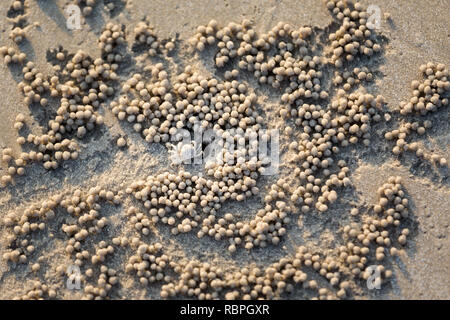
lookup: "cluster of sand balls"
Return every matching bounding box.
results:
[290,161,351,214]
[14,280,58,300]
[6,1,29,49]
[190,19,252,66]
[0,25,129,186]
[0,0,431,300]
[384,120,447,166]
[126,206,153,236]
[99,23,125,64]
[0,46,26,64]
[7,124,80,173]
[83,265,119,299]
[125,168,262,235]
[339,177,411,275]
[384,63,448,165]
[160,250,339,300]
[333,66,374,91]
[9,26,28,43]
[18,60,52,106]
[399,63,449,115]
[112,64,265,147]
[2,186,124,299]
[73,0,97,16]
[121,148,290,252]
[157,176,412,300]
[282,90,384,216]
[7,0,26,17]
[2,187,120,264]
[326,0,381,67]
[199,190,291,252]
[125,241,173,285]
[1,148,24,185]
[191,19,329,109]
[133,21,175,56]
[190,0,382,108]
[159,258,298,300]
[159,259,302,300]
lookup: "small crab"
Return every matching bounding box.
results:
[166,140,202,165]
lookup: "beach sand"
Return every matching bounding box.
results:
[0,0,448,299]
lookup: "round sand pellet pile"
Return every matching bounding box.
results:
[112,64,264,145]
[384,63,449,165]
[133,21,175,56]
[399,63,449,116]
[333,67,374,91]
[99,22,126,64]
[191,19,328,108]
[156,175,411,300]
[14,280,58,300]
[0,24,128,186]
[125,241,172,285]
[0,46,26,64]
[326,0,382,68]
[9,26,27,43]
[7,0,26,20]
[282,89,384,217]
[2,186,123,300]
[73,0,97,16]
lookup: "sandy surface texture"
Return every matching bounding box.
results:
[0,0,448,300]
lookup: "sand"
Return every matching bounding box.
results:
[0,0,448,300]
